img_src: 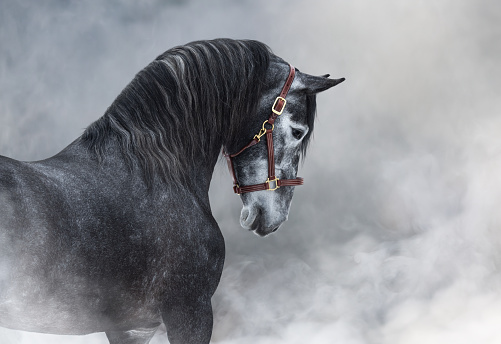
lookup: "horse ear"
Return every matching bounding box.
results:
[298,73,345,95]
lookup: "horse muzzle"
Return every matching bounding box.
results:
[240,205,286,237]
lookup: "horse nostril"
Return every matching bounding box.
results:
[241,208,249,222]
[240,206,259,230]
[272,226,280,233]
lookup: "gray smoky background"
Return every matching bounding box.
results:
[1,0,501,343]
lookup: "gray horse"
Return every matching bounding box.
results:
[0,39,343,343]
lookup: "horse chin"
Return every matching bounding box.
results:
[253,224,281,237]
[239,205,286,236]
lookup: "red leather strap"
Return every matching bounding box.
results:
[280,65,296,98]
[226,137,260,158]
[223,137,259,186]
[278,178,304,187]
[266,129,275,179]
[269,65,296,125]
[224,153,238,185]
[233,177,304,195]
[234,183,267,194]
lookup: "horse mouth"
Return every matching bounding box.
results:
[253,225,281,237]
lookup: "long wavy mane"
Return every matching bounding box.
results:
[79,39,272,185]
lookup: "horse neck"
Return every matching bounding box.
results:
[179,145,221,195]
[75,123,222,198]
[77,55,264,197]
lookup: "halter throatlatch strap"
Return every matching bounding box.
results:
[223,64,304,195]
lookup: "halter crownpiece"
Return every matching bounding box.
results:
[224,64,304,194]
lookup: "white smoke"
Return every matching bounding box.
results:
[1,0,501,343]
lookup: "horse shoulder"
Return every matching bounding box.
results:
[0,156,39,226]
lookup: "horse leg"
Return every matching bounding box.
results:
[105,325,159,344]
[161,297,213,344]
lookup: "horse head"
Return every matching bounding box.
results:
[226,59,344,236]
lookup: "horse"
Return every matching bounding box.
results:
[0,39,344,343]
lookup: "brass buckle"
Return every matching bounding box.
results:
[266,177,280,191]
[253,120,274,142]
[233,184,241,195]
[272,97,287,116]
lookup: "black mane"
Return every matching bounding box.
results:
[80,39,272,184]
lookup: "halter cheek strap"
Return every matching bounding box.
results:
[223,64,304,195]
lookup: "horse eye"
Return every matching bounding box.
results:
[291,128,304,140]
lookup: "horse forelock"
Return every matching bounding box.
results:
[80,39,272,186]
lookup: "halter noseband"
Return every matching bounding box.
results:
[224,64,304,194]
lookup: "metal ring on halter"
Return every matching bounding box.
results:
[253,120,274,141]
[266,177,279,191]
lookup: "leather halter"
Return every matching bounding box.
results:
[224,64,304,194]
